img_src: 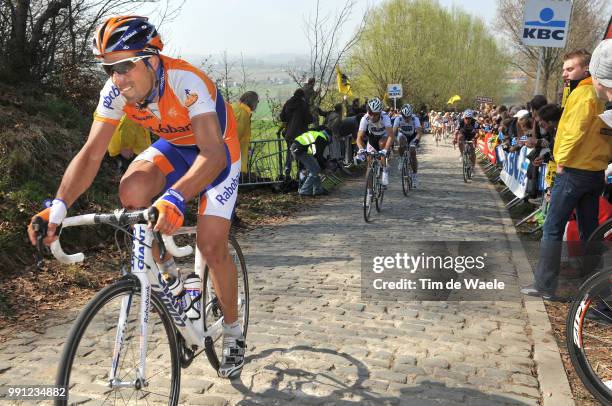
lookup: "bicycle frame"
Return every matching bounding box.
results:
[49,211,225,389]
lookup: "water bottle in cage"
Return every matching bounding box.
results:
[166,275,192,316]
[183,273,202,320]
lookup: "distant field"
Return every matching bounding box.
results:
[230,82,299,120]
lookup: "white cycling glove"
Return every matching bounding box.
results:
[49,198,68,225]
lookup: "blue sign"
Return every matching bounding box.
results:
[522,0,572,48]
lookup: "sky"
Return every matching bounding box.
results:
[133,0,498,59]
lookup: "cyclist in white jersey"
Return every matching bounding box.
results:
[393,104,423,188]
[356,98,394,187]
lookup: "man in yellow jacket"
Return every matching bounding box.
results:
[104,114,152,172]
[522,48,612,299]
[231,91,259,174]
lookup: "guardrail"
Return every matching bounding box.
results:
[240,136,299,187]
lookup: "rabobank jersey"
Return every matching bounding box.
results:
[94,55,239,162]
[358,112,392,137]
[393,115,421,137]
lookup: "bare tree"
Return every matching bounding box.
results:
[0,0,185,83]
[287,0,367,105]
[496,0,608,101]
[211,49,236,102]
[236,52,252,98]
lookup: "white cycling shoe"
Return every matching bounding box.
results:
[217,334,246,379]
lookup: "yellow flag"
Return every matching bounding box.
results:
[336,66,353,96]
[447,95,461,104]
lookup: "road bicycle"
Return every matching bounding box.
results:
[32,208,249,405]
[363,151,385,223]
[462,140,475,183]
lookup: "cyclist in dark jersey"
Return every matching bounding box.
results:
[455,109,479,166]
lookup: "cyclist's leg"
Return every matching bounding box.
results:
[119,140,184,269]
[118,161,165,208]
[457,133,465,155]
[197,216,237,324]
[397,133,407,157]
[197,156,246,378]
[468,142,476,166]
[379,137,390,186]
[409,142,418,173]
[378,137,388,164]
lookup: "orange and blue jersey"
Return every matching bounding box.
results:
[94,55,241,219]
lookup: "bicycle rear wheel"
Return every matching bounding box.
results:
[202,234,249,371]
[56,277,180,406]
[363,167,374,222]
[566,269,612,405]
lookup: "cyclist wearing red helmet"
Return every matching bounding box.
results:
[27,16,245,379]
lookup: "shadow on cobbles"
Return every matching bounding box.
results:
[229,345,534,405]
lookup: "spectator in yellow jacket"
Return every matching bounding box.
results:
[101,113,152,172]
[231,91,259,174]
[522,48,612,300]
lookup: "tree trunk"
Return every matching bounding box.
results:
[7,0,30,79]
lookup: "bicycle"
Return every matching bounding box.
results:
[399,148,413,197]
[462,140,475,183]
[32,208,249,405]
[363,151,385,222]
[434,130,442,147]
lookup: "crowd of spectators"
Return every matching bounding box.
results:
[463,41,612,302]
[231,40,612,304]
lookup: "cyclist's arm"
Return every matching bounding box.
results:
[56,121,117,207]
[356,130,366,150]
[414,117,423,140]
[356,115,368,150]
[384,126,394,151]
[30,121,116,245]
[169,112,226,201]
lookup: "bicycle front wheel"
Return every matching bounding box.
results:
[202,234,249,371]
[566,269,612,405]
[401,158,410,197]
[56,277,181,406]
[462,154,469,183]
[363,167,374,222]
[375,170,384,213]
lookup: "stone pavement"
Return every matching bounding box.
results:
[0,136,573,405]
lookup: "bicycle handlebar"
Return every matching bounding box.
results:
[47,208,193,264]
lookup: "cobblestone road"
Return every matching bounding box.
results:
[0,136,570,405]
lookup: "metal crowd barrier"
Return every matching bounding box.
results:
[476,142,546,234]
[239,137,296,186]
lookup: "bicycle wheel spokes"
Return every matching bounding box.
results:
[58,281,180,405]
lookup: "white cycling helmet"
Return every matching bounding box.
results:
[400,104,414,117]
[366,97,383,113]
[463,109,475,119]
